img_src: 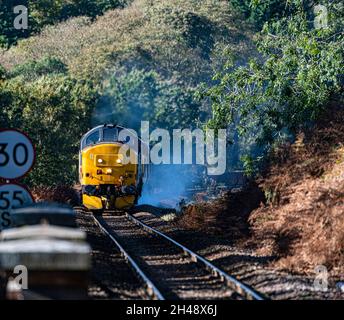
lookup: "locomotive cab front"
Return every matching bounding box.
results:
[79,124,145,211]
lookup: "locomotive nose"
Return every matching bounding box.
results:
[80,124,144,210]
[95,154,123,167]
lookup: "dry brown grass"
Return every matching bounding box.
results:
[177,183,264,239]
[249,102,344,277]
[31,185,81,207]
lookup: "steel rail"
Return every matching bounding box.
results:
[126,213,265,300]
[93,215,165,300]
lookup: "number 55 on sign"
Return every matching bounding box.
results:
[0,183,34,230]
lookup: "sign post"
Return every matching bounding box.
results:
[0,129,35,229]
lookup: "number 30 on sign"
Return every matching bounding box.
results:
[0,129,35,180]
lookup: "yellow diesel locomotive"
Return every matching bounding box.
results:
[79,124,147,210]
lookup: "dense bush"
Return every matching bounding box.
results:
[230,0,289,29]
[0,65,6,80]
[0,75,98,186]
[146,6,218,59]
[9,56,67,80]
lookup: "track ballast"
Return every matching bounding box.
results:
[80,208,264,300]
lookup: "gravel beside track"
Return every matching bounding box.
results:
[75,208,148,300]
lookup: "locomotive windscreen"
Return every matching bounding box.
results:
[81,125,122,149]
[103,127,118,142]
[85,131,100,146]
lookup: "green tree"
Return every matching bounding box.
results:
[230,0,289,29]
[200,0,343,172]
[0,74,98,186]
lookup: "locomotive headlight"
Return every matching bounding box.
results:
[106,169,112,174]
[116,158,122,164]
[98,158,103,164]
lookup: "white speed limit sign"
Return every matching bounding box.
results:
[0,183,34,230]
[0,129,35,180]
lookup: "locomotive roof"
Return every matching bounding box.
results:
[80,124,145,151]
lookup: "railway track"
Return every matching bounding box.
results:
[83,208,265,300]
[75,208,150,300]
[93,212,164,300]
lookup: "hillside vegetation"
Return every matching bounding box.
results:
[0,0,254,186]
[1,0,253,81]
[0,0,128,48]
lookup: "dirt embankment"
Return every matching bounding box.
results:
[178,102,344,278]
[177,183,264,240]
[249,103,344,277]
